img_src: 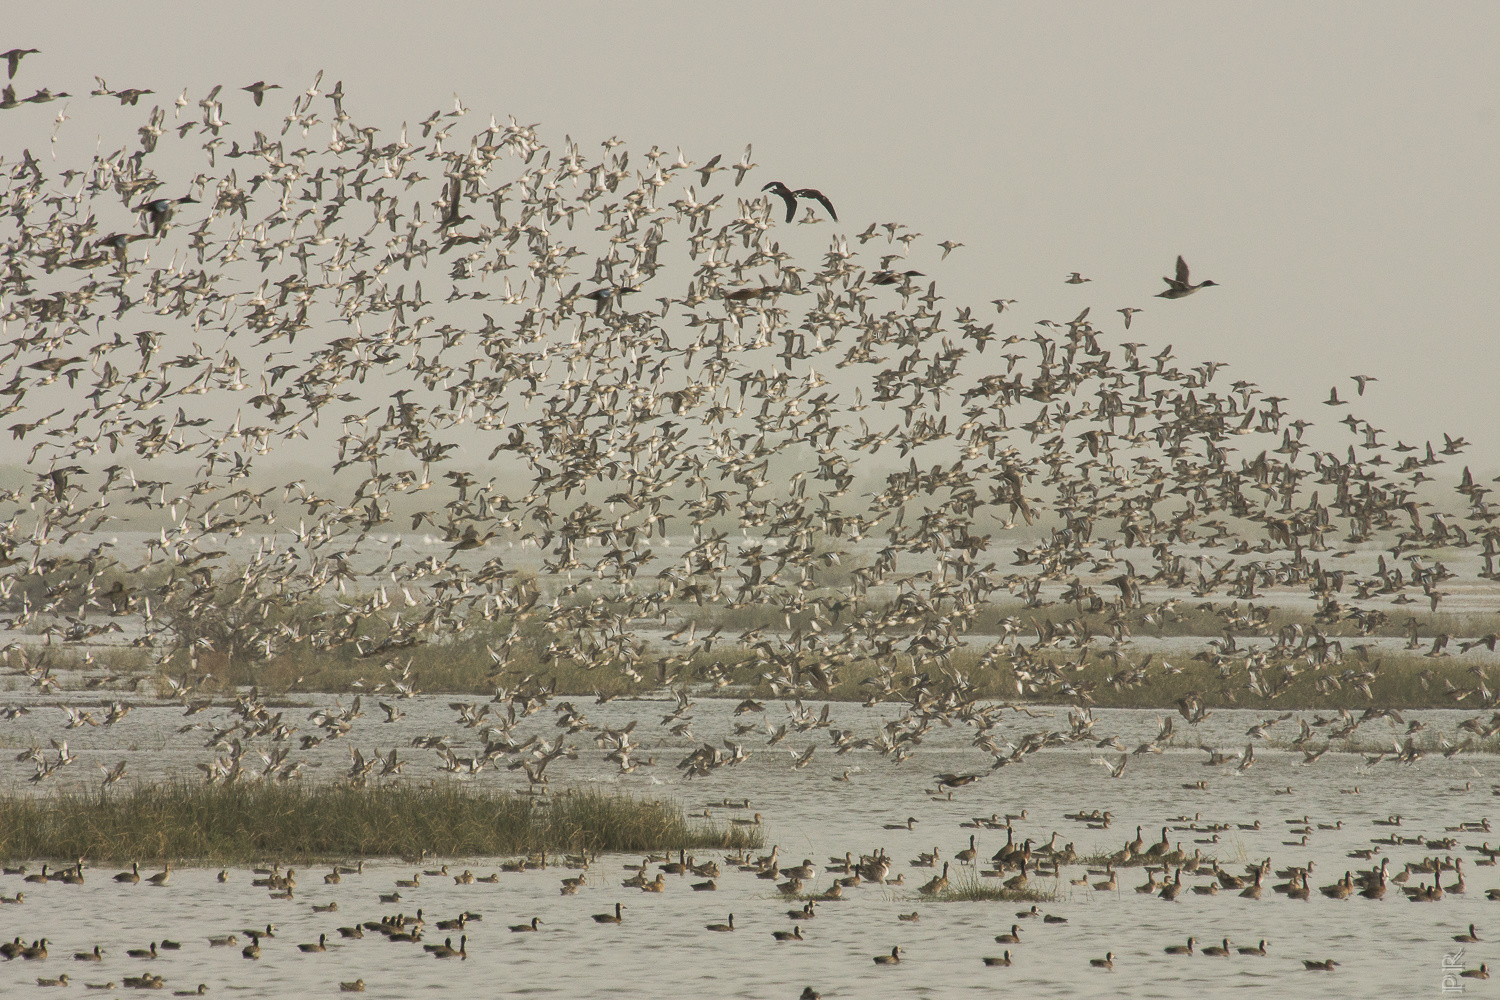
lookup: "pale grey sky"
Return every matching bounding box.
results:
[9,2,1500,463]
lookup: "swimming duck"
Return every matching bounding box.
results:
[431,935,466,959]
[1165,937,1195,955]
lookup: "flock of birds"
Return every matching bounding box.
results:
[0,54,1496,994]
[1,787,1499,992]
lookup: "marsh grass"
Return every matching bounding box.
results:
[0,783,761,864]
[932,869,1060,903]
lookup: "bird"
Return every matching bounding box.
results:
[873,946,901,965]
[705,914,735,932]
[1157,255,1218,298]
[1090,952,1114,970]
[242,81,281,106]
[761,182,837,223]
[592,903,624,924]
[2,49,38,79]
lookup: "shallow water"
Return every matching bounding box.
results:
[0,695,1497,997]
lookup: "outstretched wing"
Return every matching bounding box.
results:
[762,181,797,222]
[795,187,837,222]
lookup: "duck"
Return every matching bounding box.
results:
[1455,924,1481,943]
[126,942,158,959]
[772,926,804,942]
[1165,937,1195,955]
[883,817,918,831]
[340,982,365,993]
[1159,869,1183,901]
[898,911,920,922]
[22,939,48,960]
[691,879,717,892]
[36,974,69,987]
[509,917,542,932]
[705,914,735,932]
[337,926,363,940]
[431,935,467,959]
[73,945,103,961]
[1287,872,1312,900]
[114,862,141,884]
[1044,914,1068,924]
[995,924,1021,944]
[1158,256,1218,298]
[1090,952,1114,970]
[1462,965,1490,980]
[242,935,261,960]
[873,945,901,965]
[1302,959,1339,971]
[1237,940,1268,956]
[24,864,50,884]
[146,864,171,886]
[207,935,237,947]
[1320,872,1353,899]
[917,861,950,896]
[298,934,327,953]
[983,951,1012,967]
[1202,938,1232,957]
[592,903,624,924]
[172,987,208,997]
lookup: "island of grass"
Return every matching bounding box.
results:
[0,783,761,865]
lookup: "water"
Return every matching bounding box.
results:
[0,694,1495,997]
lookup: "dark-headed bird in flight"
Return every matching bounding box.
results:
[1157,256,1218,299]
[762,181,837,223]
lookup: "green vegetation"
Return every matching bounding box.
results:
[931,869,1060,903]
[0,783,761,864]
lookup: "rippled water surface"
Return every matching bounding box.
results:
[0,695,1496,998]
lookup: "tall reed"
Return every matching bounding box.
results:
[0,783,761,864]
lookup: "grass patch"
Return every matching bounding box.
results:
[0,783,762,865]
[931,869,1060,903]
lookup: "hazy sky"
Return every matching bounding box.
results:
[8,3,1500,464]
